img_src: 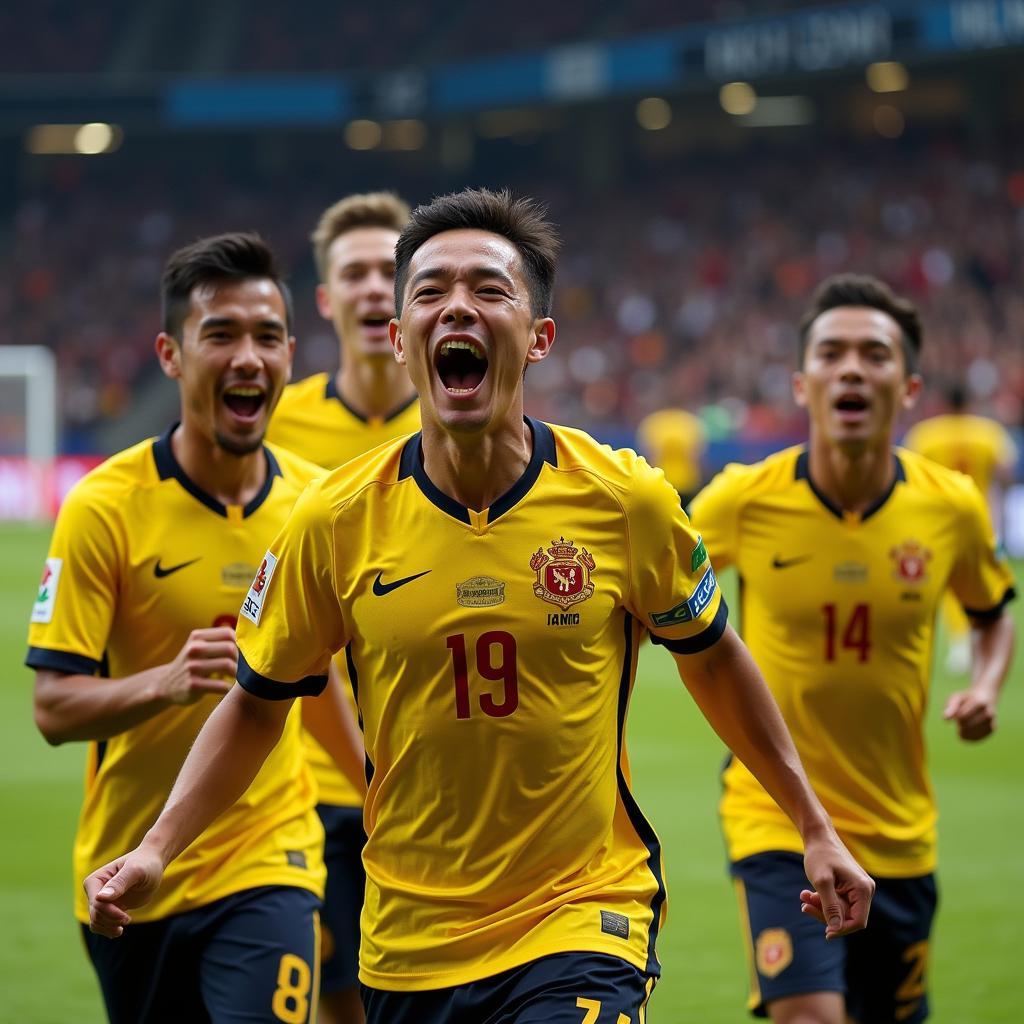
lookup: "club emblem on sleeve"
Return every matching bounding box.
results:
[890,541,931,584]
[530,538,595,609]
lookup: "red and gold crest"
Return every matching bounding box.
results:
[755,927,793,979]
[530,537,595,609]
[890,540,931,584]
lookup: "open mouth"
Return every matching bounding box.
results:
[222,384,267,420]
[436,338,488,395]
[834,394,869,414]
[361,315,390,333]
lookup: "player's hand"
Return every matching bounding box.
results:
[943,688,997,741]
[799,833,875,940]
[162,627,238,705]
[84,847,166,938]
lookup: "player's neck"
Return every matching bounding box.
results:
[420,416,532,513]
[171,422,268,508]
[335,361,415,421]
[807,436,896,516]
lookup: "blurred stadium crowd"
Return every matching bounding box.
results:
[1,0,823,74]
[3,139,1022,450]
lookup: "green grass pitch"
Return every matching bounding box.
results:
[1,522,1020,1022]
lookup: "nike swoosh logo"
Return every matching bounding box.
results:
[772,554,812,570]
[372,569,431,596]
[154,557,202,579]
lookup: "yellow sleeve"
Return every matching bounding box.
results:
[235,479,347,699]
[687,462,745,572]
[625,456,727,653]
[997,425,1018,469]
[948,478,1017,619]
[26,483,121,674]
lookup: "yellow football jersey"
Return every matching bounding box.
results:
[266,370,420,807]
[690,446,1015,878]
[26,429,327,923]
[635,408,706,497]
[235,418,727,991]
[903,413,1017,495]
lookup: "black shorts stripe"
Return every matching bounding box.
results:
[650,598,729,655]
[236,649,328,699]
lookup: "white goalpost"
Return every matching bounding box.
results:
[0,345,58,519]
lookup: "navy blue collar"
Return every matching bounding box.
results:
[795,448,905,521]
[325,374,418,424]
[152,424,281,518]
[398,417,557,525]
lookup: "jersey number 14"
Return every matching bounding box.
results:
[821,603,871,662]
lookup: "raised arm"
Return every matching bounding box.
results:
[82,684,290,936]
[33,627,236,744]
[674,624,875,938]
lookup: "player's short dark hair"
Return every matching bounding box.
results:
[394,188,561,317]
[311,192,411,281]
[162,232,293,340]
[798,273,922,374]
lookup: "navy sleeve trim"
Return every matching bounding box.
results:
[650,598,729,655]
[964,586,1017,623]
[25,646,102,675]
[236,649,328,700]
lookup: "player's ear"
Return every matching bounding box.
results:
[792,370,808,408]
[389,318,406,365]
[155,333,182,380]
[901,372,923,411]
[315,283,332,322]
[526,318,556,364]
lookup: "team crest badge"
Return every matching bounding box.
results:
[890,541,931,584]
[531,538,595,609]
[755,927,793,979]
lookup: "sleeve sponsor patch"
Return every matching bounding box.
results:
[240,551,278,626]
[650,565,717,627]
[31,558,62,624]
[691,535,708,572]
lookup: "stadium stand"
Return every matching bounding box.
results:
[2,141,1021,452]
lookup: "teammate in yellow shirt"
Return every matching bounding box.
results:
[903,385,1019,673]
[265,191,417,1024]
[635,406,706,506]
[690,275,1016,1024]
[27,234,358,1024]
[84,190,873,1024]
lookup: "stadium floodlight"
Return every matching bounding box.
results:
[26,123,123,155]
[345,119,382,150]
[866,61,909,93]
[719,82,757,116]
[636,97,672,131]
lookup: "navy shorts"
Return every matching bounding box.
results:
[316,802,366,993]
[731,851,937,1023]
[361,952,656,1024]
[82,885,321,1024]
